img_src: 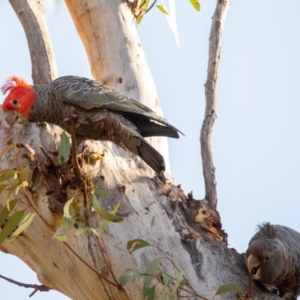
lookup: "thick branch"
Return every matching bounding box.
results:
[9,0,57,83]
[63,0,171,168]
[200,0,230,209]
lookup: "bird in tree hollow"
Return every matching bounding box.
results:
[246,223,300,300]
[1,75,182,174]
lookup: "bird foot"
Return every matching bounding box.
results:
[64,113,88,128]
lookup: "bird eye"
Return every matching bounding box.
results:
[265,256,269,261]
[12,99,18,105]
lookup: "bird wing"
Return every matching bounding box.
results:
[52,76,183,138]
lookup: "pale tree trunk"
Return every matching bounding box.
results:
[0,0,281,299]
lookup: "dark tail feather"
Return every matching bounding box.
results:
[137,140,165,173]
[127,117,182,138]
[121,134,165,173]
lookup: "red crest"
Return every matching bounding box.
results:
[1,76,29,95]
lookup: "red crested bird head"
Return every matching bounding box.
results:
[1,76,36,125]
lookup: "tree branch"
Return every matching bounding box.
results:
[9,0,57,83]
[1,1,283,299]
[0,274,51,297]
[200,0,230,209]
[63,0,171,168]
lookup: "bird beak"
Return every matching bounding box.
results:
[247,254,261,280]
[5,111,29,125]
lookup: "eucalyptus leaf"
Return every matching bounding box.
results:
[101,202,121,229]
[127,239,151,253]
[94,188,108,198]
[92,194,123,223]
[0,170,17,183]
[53,217,75,241]
[0,184,7,194]
[5,213,35,242]
[0,210,24,244]
[0,199,17,226]
[59,131,71,163]
[150,216,155,228]
[75,226,89,236]
[156,4,169,14]
[119,272,132,285]
[189,0,201,11]
[144,285,155,300]
[19,165,29,182]
[63,198,75,219]
[147,256,162,275]
[214,283,242,298]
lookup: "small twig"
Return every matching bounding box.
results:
[146,0,157,13]
[0,274,51,297]
[39,146,56,166]
[200,0,230,209]
[22,188,121,288]
[152,240,207,299]
[69,118,82,179]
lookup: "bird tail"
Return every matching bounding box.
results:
[123,137,165,173]
[137,139,165,173]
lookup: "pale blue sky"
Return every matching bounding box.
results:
[1,0,300,299]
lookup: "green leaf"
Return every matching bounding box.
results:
[142,257,161,295]
[0,199,18,226]
[19,165,29,182]
[140,0,150,11]
[119,272,132,285]
[75,226,88,236]
[147,256,162,275]
[5,213,35,242]
[0,170,17,183]
[94,188,108,198]
[179,278,188,288]
[136,16,144,24]
[0,184,7,194]
[150,216,155,228]
[101,202,121,229]
[160,291,167,300]
[14,181,28,195]
[214,283,242,298]
[144,285,155,300]
[53,217,75,241]
[63,198,75,219]
[189,0,201,11]
[130,268,144,278]
[55,235,67,242]
[0,210,24,244]
[127,239,151,253]
[156,4,169,14]
[59,131,71,163]
[172,271,183,294]
[136,0,150,24]
[172,259,179,279]
[162,274,172,285]
[92,194,123,223]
